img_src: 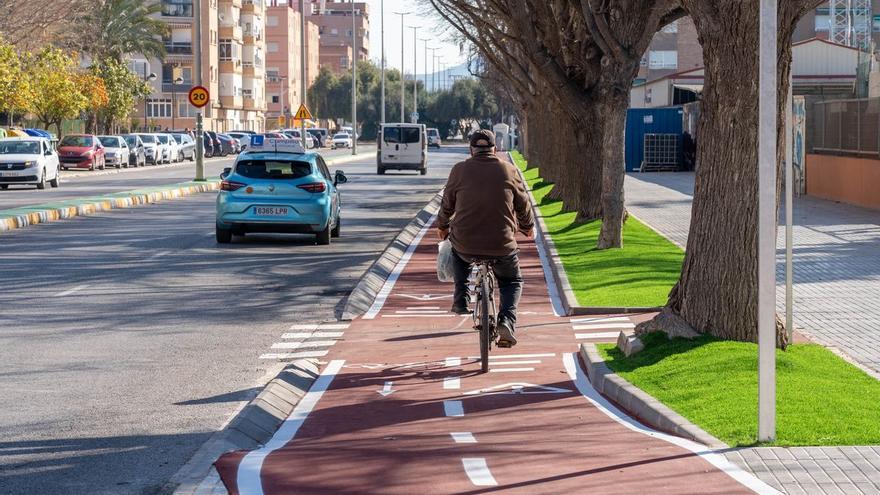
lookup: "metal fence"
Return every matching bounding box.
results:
[810,97,880,156]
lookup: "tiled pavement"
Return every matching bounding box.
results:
[624,172,880,495]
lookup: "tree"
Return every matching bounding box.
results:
[76,0,168,62]
[0,38,33,126]
[0,0,90,51]
[26,48,88,134]
[639,2,821,346]
[90,59,152,133]
[79,73,110,134]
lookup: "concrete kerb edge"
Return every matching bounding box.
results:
[578,343,729,450]
[166,358,321,495]
[0,181,220,233]
[339,190,443,320]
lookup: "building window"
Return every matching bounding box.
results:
[648,50,677,69]
[271,95,279,103]
[331,28,338,35]
[219,40,241,61]
[147,98,172,118]
[816,7,830,31]
[178,100,197,118]
[267,42,278,53]
[162,0,193,17]
[661,20,678,34]
[243,88,253,98]
[340,57,349,69]
[267,15,278,27]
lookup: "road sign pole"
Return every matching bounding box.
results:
[352,1,358,155]
[300,0,307,150]
[196,112,204,181]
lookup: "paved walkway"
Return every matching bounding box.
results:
[625,172,880,495]
[213,224,774,494]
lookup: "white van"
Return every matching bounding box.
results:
[377,123,427,175]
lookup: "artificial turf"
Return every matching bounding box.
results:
[598,332,880,446]
[512,151,683,308]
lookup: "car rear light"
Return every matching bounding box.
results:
[221,179,246,191]
[297,182,326,193]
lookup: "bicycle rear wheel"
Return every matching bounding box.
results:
[480,275,491,373]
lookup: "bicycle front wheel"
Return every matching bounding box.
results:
[480,276,491,373]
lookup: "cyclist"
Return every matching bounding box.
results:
[437,129,534,347]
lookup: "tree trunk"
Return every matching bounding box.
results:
[596,93,630,248]
[650,2,807,347]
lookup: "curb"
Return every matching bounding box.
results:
[339,191,443,320]
[578,343,728,450]
[511,153,664,316]
[61,156,232,180]
[0,180,221,233]
[165,359,322,495]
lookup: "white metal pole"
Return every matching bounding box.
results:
[400,14,405,122]
[409,26,418,123]
[380,0,385,124]
[194,0,204,180]
[785,69,794,342]
[300,0,307,149]
[352,0,357,155]
[758,0,778,443]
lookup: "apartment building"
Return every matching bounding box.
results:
[636,17,702,83]
[133,0,266,132]
[302,0,369,75]
[265,2,319,124]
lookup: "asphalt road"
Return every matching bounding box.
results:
[0,145,374,211]
[0,146,465,495]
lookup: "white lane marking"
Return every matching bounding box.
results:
[382,314,458,318]
[487,360,542,365]
[444,377,461,390]
[445,357,461,367]
[562,353,781,495]
[148,250,171,260]
[289,324,319,331]
[464,383,572,396]
[362,212,438,319]
[397,293,452,301]
[270,340,338,350]
[407,306,441,310]
[443,400,464,417]
[467,353,555,360]
[572,323,635,330]
[377,381,395,397]
[462,458,498,486]
[236,360,344,495]
[575,332,623,340]
[489,367,535,373]
[395,310,448,314]
[282,331,344,339]
[317,323,350,330]
[259,350,329,360]
[450,432,477,444]
[527,199,565,317]
[54,285,89,297]
[570,316,631,324]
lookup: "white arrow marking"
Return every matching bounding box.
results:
[463,382,572,396]
[396,293,453,301]
[377,381,395,397]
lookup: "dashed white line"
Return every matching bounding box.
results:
[468,353,555,360]
[443,400,464,417]
[270,340,338,350]
[148,250,171,260]
[462,458,498,486]
[443,377,461,390]
[450,432,477,444]
[489,368,535,373]
[572,323,635,330]
[259,350,329,360]
[575,332,623,340]
[394,310,448,314]
[570,316,632,323]
[54,285,89,297]
[487,360,541,365]
[282,331,344,339]
[316,323,349,330]
[445,357,461,367]
[288,324,319,331]
[407,306,441,310]
[382,314,458,318]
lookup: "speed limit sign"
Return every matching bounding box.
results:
[188,86,210,108]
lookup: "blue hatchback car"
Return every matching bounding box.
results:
[215,137,347,245]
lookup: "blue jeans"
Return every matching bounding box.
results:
[451,249,523,327]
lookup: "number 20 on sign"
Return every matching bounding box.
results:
[188,86,209,108]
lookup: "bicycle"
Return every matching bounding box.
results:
[472,260,498,373]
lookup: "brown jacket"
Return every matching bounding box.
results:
[438,152,534,257]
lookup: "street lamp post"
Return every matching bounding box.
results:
[392,11,410,122]
[380,0,385,124]
[300,0,307,149]
[420,38,430,99]
[143,65,157,130]
[171,76,183,131]
[408,26,418,123]
[351,1,357,155]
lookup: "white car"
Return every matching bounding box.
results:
[279,129,316,149]
[226,132,252,151]
[155,134,177,163]
[136,133,160,164]
[331,133,353,149]
[98,135,130,169]
[0,137,61,190]
[427,128,442,148]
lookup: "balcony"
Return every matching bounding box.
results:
[220,59,243,74]
[243,96,261,111]
[219,0,242,6]
[220,95,244,108]
[243,29,262,43]
[219,24,243,40]
[242,0,263,13]
[162,82,193,93]
[162,0,193,17]
[164,41,193,55]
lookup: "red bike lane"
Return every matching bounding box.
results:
[214,228,775,494]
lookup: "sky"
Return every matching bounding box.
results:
[363,0,468,75]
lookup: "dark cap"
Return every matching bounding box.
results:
[469,129,496,148]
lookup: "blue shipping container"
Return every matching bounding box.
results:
[624,107,684,172]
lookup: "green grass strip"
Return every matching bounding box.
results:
[599,333,880,446]
[511,151,683,307]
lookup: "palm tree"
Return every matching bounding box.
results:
[79,0,168,62]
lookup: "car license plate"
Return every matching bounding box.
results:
[255,206,289,216]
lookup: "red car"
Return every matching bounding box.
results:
[58,134,106,171]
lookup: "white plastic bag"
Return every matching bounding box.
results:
[437,240,455,283]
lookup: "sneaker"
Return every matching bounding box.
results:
[450,302,471,315]
[496,320,517,348]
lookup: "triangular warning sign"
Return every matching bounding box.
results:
[294,104,313,120]
[463,382,572,396]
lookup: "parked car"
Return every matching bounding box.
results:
[307,128,328,148]
[0,137,61,189]
[98,135,131,169]
[216,138,347,245]
[136,133,160,164]
[226,132,252,151]
[206,131,226,157]
[202,131,215,158]
[426,128,442,148]
[58,134,106,171]
[121,134,146,167]
[155,134,176,163]
[216,134,237,155]
[280,129,316,149]
[331,133,353,149]
[377,123,427,175]
[171,133,196,161]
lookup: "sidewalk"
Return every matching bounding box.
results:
[211,215,774,493]
[625,172,880,494]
